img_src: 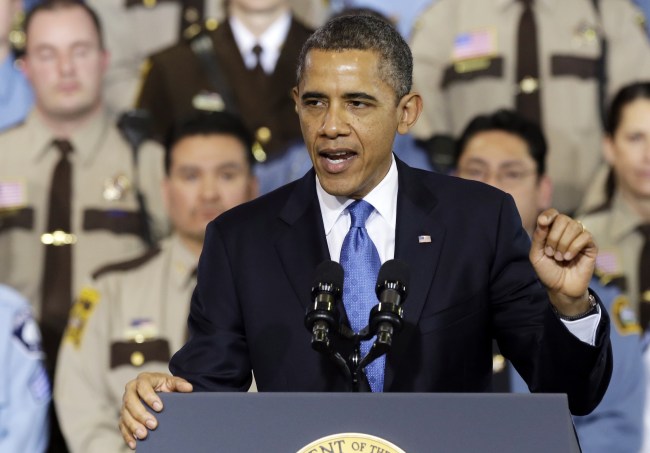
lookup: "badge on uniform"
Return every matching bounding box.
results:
[611,295,641,336]
[452,28,498,74]
[0,180,27,211]
[64,287,100,348]
[103,174,131,201]
[192,90,226,112]
[572,21,600,48]
[12,309,43,357]
[125,318,158,343]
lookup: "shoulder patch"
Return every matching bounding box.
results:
[92,246,161,280]
[63,287,101,348]
[12,309,43,357]
[612,295,641,336]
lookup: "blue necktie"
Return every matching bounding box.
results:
[340,200,383,392]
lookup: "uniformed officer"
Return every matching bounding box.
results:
[580,84,650,450]
[0,0,167,376]
[411,0,650,214]
[579,82,650,325]
[0,284,50,453]
[135,0,312,162]
[455,109,645,453]
[87,0,326,114]
[54,111,258,453]
[0,4,167,450]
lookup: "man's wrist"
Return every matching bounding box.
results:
[552,293,598,321]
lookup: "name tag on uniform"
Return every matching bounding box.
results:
[0,180,27,210]
[192,90,225,112]
[452,28,498,61]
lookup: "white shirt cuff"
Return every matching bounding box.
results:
[560,305,601,345]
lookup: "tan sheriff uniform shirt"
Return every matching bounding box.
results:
[88,0,328,113]
[410,0,650,213]
[55,235,196,453]
[0,109,167,317]
[580,192,645,315]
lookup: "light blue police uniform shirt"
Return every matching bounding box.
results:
[0,285,50,453]
[0,54,34,132]
[328,0,436,38]
[510,279,644,453]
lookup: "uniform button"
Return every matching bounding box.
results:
[185,7,199,23]
[643,290,650,302]
[131,351,145,367]
[492,354,505,373]
[143,0,156,8]
[252,142,267,163]
[519,76,539,94]
[41,230,77,246]
[256,127,272,145]
[205,18,219,31]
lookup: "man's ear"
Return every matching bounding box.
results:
[292,86,299,113]
[396,92,423,135]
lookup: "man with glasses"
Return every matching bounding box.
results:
[454,109,645,453]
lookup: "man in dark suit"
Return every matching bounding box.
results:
[118,14,612,450]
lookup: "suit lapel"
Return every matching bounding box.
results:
[274,170,330,311]
[384,161,446,389]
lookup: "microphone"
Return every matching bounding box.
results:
[370,259,409,347]
[304,260,344,353]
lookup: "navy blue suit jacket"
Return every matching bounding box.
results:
[170,159,612,415]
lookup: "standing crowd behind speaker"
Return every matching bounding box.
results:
[0,0,650,452]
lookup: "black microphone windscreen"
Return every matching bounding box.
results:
[313,260,344,289]
[377,259,410,287]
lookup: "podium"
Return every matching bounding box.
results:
[136,392,581,453]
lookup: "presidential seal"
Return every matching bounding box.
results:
[297,433,406,453]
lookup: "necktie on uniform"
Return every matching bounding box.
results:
[251,44,267,86]
[638,224,650,330]
[40,139,74,376]
[515,0,541,125]
[340,200,384,392]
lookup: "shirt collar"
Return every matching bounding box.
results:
[496,0,553,10]
[27,108,113,165]
[316,155,399,235]
[229,11,291,60]
[168,234,200,290]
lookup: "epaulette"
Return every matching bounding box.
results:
[92,246,162,280]
[184,17,220,43]
[593,265,628,292]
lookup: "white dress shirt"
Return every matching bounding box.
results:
[229,11,292,74]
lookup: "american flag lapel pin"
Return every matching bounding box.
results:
[418,235,431,243]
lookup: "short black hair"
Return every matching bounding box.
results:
[455,109,548,176]
[24,0,104,49]
[296,14,412,102]
[164,111,255,175]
